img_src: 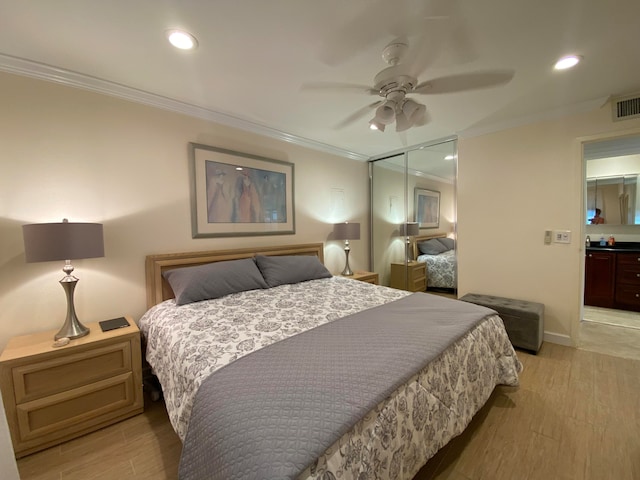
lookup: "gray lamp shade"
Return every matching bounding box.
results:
[399,222,419,236]
[23,222,105,263]
[333,222,361,240]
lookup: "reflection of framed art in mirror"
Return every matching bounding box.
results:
[415,188,440,229]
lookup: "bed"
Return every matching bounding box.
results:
[413,234,457,290]
[139,243,521,480]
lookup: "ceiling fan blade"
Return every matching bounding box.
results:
[334,101,383,130]
[400,0,476,77]
[413,70,515,95]
[403,33,444,79]
[318,0,400,65]
[432,0,477,66]
[318,0,456,66]
[300,82,378,96]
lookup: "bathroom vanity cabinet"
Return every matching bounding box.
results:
[585,245,640,312]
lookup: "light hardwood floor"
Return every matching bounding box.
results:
[16,340,640,480]
[16,393,181,480]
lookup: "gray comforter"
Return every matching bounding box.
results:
[179,293,497,480]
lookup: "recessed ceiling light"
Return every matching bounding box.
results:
[444,154,457,160]
[166,29,198,50]
[554,55,582,70]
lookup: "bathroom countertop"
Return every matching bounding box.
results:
[586,242,640,252]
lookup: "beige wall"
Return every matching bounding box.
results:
[0,72,369,349]
[458,107,640,344]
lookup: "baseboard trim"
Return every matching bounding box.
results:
[543,331,573,347]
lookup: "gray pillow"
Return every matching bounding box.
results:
[255,254,332,287]
[163,258,268,305]
[437,237,455,251]
[417,238,448,255]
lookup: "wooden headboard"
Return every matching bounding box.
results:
[145,243,325,309]
[412,233,447,260]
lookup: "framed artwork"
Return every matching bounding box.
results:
[414,188,440,229]
[189,143,295,238]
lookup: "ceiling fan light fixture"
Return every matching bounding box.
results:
[166,29,198,50]
[375,102,396,124]
[369,118,385,131]
[395,112,411,132]
[554,55,581,70]
[413,104,427,126]
[401,99,420,120]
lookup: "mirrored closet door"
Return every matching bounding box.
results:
[370,138,457,292]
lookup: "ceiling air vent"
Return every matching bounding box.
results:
[612,93,640,121]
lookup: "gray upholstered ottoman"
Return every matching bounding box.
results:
[459,293,544,353]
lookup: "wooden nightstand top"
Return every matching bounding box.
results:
[343,271,379,284]
[0,316,138,363]
[390,261,423,268]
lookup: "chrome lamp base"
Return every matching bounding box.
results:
[341,240,354,276]
[405,237,414,263]
[55,263,90,340]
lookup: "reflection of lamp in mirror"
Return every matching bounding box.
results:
[399,222,419,262]
[333,222,360,276]
[22,219,105,340]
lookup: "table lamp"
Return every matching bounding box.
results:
[333,222,360,276]
[400,222,419,262]
[22,219,104,340]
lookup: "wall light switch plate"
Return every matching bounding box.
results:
[553,230,571,243]
[544,230,552,245]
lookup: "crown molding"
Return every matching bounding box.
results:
[458,96,609,138]
[0,53,369,162]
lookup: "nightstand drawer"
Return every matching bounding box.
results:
[413,277,427,291]
[0,319,143,457]
[16,372,136,443]
[348,271,379,284]
[410,264,426,280]
[12,341,132,403]
[389,262,426,292]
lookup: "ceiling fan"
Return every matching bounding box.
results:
[305,39,515,133]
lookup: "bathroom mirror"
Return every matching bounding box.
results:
[585,135,640,225]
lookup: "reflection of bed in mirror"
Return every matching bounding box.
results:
[141,243,518,479]
[413,233,457,291]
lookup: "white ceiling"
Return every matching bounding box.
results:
[1,0,639,160]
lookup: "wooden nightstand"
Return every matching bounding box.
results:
[0,316,143,458]
[389,261,427,292]
[344,271,379,285]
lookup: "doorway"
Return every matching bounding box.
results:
[580,133,640,360]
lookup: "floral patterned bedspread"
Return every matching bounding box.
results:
[139,276,521,479]
[139,276,408,440]
[418,249,457,289]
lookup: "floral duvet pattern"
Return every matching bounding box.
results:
[139,276,521,479]
[418,249,457,289]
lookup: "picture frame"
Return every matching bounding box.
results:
[414,188,440,229]
[189,143,295,238]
